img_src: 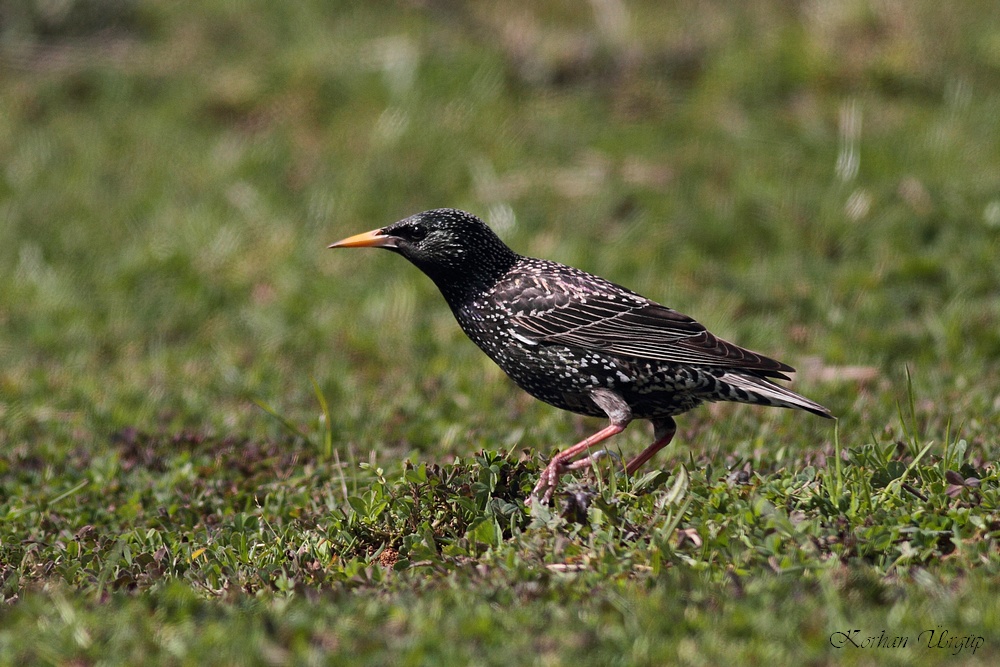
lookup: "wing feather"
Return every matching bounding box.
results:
[503,270,793,378]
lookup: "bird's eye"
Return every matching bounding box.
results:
[408,224,428,242]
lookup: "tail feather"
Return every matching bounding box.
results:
[719,372,834,419]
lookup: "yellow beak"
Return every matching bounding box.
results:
[328,228,397,249]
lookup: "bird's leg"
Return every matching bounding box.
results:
[566,416,676,481]
[624,417,677,475]
[529,422,626,505]
[529,388,632,505]
[563,448,623,470]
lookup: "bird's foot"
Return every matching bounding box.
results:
[527,450,623,506]
[527,457,571,506]
[526,422,629,507]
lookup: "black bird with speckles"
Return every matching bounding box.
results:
[330,209,833,503]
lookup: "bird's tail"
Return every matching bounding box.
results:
[719,372,834,419]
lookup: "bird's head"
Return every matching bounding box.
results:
[329,209,519,300]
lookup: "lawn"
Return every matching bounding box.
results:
[1,1,999,664]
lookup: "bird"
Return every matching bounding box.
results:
[330,208,833,504]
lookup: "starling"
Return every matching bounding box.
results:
[330,209,833,503]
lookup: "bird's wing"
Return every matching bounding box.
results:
[502,272,794,379]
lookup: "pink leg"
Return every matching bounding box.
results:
[529,423,626,504]
[625,418,676,475]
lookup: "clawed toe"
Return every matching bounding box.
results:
[526,423,629,507]
[528,460,565,505]
[529,449,625,506]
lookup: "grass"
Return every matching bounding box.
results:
[1,0,999,664]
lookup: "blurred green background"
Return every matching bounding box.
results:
[3,0,998,452]
[1,0,999,663]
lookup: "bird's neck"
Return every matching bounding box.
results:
[425,253,520,307]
